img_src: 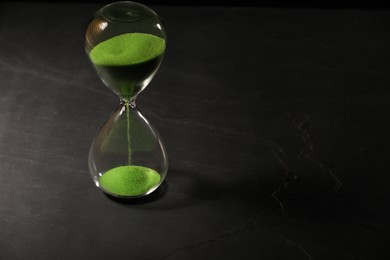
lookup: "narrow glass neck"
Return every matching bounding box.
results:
[120,97,137,109]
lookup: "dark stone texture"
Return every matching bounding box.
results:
[0,2,389,259]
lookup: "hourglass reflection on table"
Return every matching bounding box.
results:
[85,1,168,198]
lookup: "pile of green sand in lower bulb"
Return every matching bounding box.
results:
[99,165,161,197]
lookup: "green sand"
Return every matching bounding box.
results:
[99,165,161,197]
[89,32,165,97]
[90,32,165,66]
[92,33,164,197]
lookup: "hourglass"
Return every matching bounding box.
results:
[85,1,168,198]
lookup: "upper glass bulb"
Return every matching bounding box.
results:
[85,1,167,101]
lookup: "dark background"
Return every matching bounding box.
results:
[0,1,389,259]
[19,0,390,8]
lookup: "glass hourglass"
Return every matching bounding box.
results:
[85,1,168,198]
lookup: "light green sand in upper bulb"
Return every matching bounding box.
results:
[89,32,165,66]
[100,165,161,197]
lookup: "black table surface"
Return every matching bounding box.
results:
[1,2,389,259]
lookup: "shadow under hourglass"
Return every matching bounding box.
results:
[100,167,213,208]
[103,180,169,205]
[102,164,286,212]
